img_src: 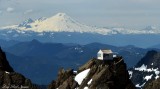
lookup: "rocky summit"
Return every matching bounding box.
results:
[0,47,39,89]
[48,57,136,89]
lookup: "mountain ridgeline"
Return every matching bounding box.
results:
[0,47,136,89]
[1,44,160,89]
[2,13,160,35]
[1,13,160,47]
[2,39,147,84]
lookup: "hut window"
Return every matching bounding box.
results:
[98,53,101,57]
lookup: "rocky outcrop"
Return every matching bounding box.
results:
[48,68,78,89]
[129,50,160,89]
[143,77,160,89]
[48,57,135,89]
[0,47,38,89]
[135,50,160,68]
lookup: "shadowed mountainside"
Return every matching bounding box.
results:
[0,47,40,89]
[129,50,160,89]
[2,39,147,84]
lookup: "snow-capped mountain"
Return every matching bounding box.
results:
[129,50,160,89]
[144,26,157,31]
[1,13,160,35]
[142,26,160,34]
[1,13,160,47]
[0,13,114,35]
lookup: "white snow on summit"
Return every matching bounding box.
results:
[0,13,112,35]
[1,13,160,35]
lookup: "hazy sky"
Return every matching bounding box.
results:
[0,0,160,28]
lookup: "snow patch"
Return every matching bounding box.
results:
[5,71,10,74]
[75,69,90,85]
[135,82,146,88]
[144,74,153,81]
[87,79,92,85]
[154,68,160,75]
[128,71,133,79]
[155,76,159,79]
[135,84,140,88]
[151,63,153,65]
[73,71,77,74]
[135,64,160,74]
[135,64,147,71]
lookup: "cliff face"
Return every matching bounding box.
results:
[48,57,136,89]
[0,47,14,72]
[0,47,38,89]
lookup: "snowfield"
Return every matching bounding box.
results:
[75,69,90,85]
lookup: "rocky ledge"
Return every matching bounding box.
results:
[48,57,136,89]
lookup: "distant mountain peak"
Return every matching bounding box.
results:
[144,26,157,31]
[55,13,68,17]
[30,39,41,45]
[1,13,160,35]
[48,13,71,21]
[31,39,39,42]
[0,12,113,34]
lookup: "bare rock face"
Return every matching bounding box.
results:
[48,68,78,89]
[0,47,14,72]
[143,77,160,89]
[0,47,38,89]
[48,57,136,89]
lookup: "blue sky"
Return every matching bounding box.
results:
[0,0,160,29]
